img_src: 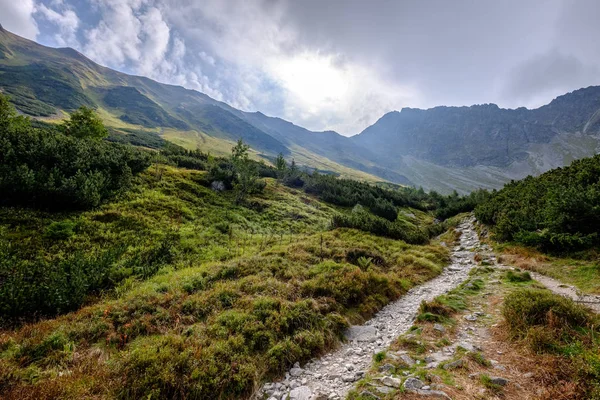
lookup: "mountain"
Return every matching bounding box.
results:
[1,25,600,193]
[352,88,600,192]
[0,26,388,184]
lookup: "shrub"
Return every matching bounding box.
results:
[505,269,532,282]
[0,97,151,210]
[44,220,77,240]
[331,211,428,244]
[503,289,592,339]
[475,154,600,252]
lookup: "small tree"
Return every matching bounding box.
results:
[231,139,261,202]
[62,106,108,140]
[275,153,287,179]
[0,94,29,133]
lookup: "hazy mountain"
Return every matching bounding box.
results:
[352,87,600,192]
[1,25,600,193]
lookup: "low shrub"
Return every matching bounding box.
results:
[505,269,532,283]
[331,211,428,244]
[503,289,592,339]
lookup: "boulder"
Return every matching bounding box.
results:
[381,376,402,388]
[403,377,424,390]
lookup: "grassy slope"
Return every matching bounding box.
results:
[0,165,451,399]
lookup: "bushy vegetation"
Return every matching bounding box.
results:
[503,289,600,398]
[106,128,166,149]
[331,205,429,244]
[432,189,490,220]
[0,96,151,210]
[0,94,469,399]
[0,223,449,399]
[476,155,600,252]
[270,154,480,241]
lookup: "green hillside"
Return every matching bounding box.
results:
[0,97,473,399]
[0,26,386,184]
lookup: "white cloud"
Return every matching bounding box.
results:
[35,3,80,47]
[0,0,38,40]
[162,0,418,134]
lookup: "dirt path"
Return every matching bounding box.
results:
[256,217,483,400]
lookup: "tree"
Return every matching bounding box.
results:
[275,153,287,179]
[0,94,29,133]
[62,106,108,140]
[230,139,262,202]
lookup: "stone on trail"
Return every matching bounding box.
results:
[373,385,394,394]
[399,354,415,366]
[289,367,304,377]
[344,325,378,342]
[378,363,394,372]
[443,359,463,370]
[433,323,446,333]
[403,377,425,390]
[289,385,312,400]
[381,375,402,388]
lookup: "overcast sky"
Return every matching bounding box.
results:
[2,0,600,135]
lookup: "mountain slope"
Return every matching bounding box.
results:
[0,26,386,183]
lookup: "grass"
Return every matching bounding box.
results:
[0,165,452,399]
[505,269,532,283]
[502,288,600,398]
[480,374,503,393]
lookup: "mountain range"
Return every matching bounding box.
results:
[1,24,600,193]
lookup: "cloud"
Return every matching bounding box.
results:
[0,0,38,40]
[35,3,80,47]
[161,0,419,134]
[500,49,600,108]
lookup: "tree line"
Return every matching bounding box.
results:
[475,155,600,252]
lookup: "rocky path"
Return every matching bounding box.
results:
[256,217,483,400]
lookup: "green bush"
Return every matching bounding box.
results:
[505,269,532,282]
[44,220,77,240]
[331,210,428,244]
[475,154,600,252]
[0,96,151,210]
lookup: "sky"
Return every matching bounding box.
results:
[1,0,600,136]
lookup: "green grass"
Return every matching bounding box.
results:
[0,165,452,399]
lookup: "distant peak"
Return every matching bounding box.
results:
[0,23,4,31]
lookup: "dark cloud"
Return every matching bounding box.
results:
[501,49,600,106]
